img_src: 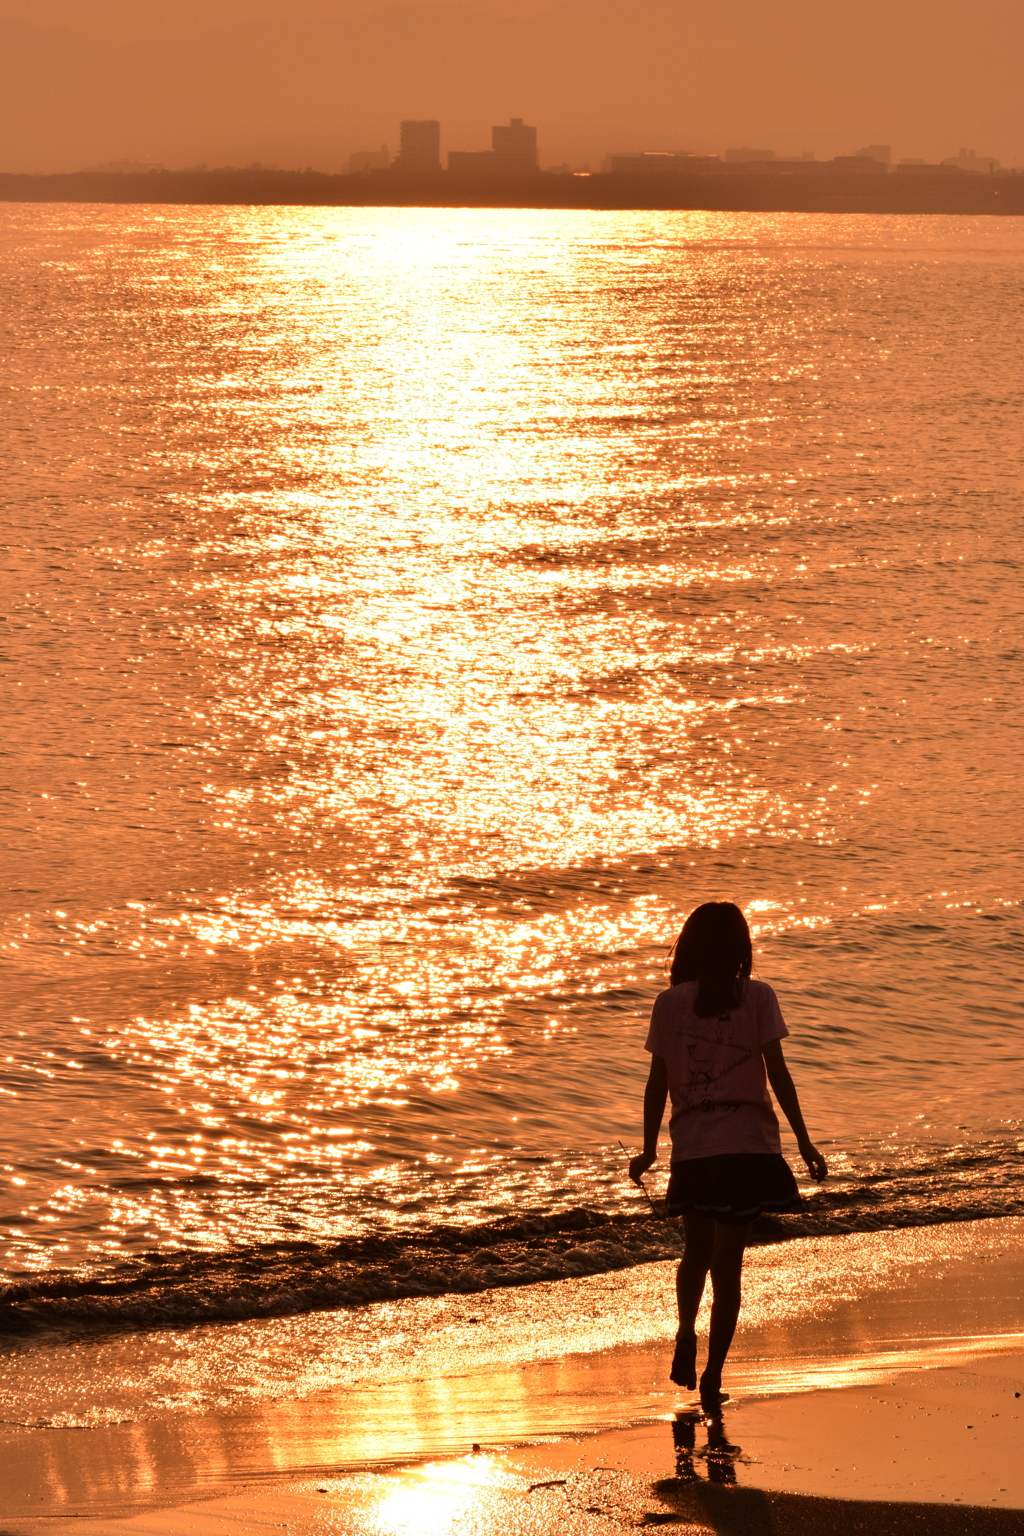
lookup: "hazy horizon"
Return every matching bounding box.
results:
[1,0,1021,175]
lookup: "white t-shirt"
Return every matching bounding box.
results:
[645,978,788,1160]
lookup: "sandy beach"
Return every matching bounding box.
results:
[3,1217,1024,1534]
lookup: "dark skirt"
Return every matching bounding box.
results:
[665,1152,801,1226]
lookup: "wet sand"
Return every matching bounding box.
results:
[3,1219,1024,1533]
[8,1352,1024,1536]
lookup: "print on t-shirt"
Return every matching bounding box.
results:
[679,1016,756,1111]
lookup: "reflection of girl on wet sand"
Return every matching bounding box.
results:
[630,902,827,1411]
[672,1408,741,1485]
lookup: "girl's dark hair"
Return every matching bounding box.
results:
[670,901,753,1017]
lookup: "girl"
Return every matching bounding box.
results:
[630,901,826,1411]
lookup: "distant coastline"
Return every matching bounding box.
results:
[4,166,1024,215]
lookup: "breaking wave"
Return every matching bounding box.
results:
[2,1137,1023,1338]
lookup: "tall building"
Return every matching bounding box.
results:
[492,118,538,173]
[396,120,441,174]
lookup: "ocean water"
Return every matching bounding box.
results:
[2,204,1023,1335]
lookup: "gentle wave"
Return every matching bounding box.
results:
[3,1140,1022,1337]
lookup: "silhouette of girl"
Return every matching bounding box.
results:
[630,901,826,1411]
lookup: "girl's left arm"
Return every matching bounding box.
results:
[762,1039,827,1181]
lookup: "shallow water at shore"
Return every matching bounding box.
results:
[3,1219,1022,1438]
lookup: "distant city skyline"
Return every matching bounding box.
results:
[83,133,1013,181]
[342,123,1010,178]
[0,0,1022,176]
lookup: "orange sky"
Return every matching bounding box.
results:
[1,0,1021,174]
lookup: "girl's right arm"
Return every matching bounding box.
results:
[762,1039,827,1180]
[629,1054,668,1185]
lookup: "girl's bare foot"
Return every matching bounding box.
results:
[698,1371,730,1413]
[670,1331,698,1388]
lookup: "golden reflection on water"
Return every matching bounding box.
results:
[368,1456,512,1536]
[4,207,1024,1275]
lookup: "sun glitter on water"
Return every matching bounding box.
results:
[368,1456,513,1536]
[3,205,1023,1283]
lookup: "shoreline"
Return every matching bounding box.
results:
[2,1217,1024,1528]
[8,1148,1024,1337]
[3,169,1024,216]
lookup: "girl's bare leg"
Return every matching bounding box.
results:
[671,1211,716,1387]
[700,1221,752,1405]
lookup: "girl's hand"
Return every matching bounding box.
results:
[798,1140,827,1181]
[629,1151,657,1185]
